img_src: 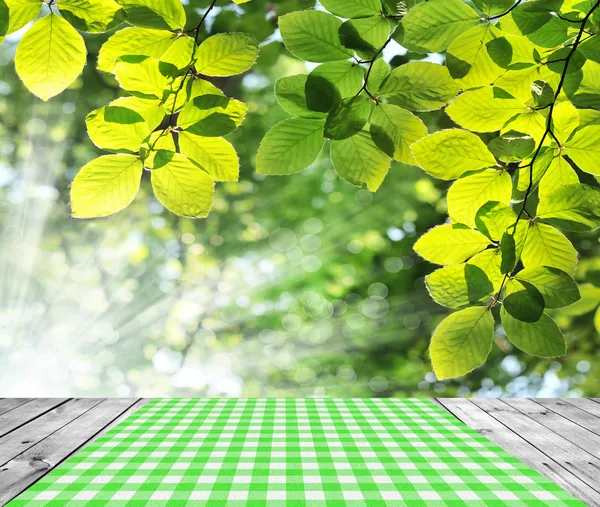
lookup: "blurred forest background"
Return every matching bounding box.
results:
[0,0,598,398]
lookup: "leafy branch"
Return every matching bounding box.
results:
[492,0,600,307]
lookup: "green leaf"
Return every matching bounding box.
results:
[368,59,390,92]
[430,306,494,380]
[446,24,504,89]
[58,0,125,33]
[503,109,547,145]
[150,152,214,218]
[446,86,528,133]
[140,131,176,168]
[256,118,326,175]
[537,184,600,232]
[369,104,427,164]
[514,145,553,193]
[411,129,497,180]
[503,278,545,323]
[501,308,566,357]
[522,222,578,276]
[499,219,529,274]
[565,125,600,176]
[531,80,554,109]
[178,133,239,182]
[3,0,42,36]
[86,96,165,153]
[538,154,579,198]
[305,61,364,113]
[275,75,326,118]
[379,62,459,112]
[426,264,494,309]
[339,16,391,54]
[448,169,512,228]
[414,224,490,265]
[552,100,579,144]
[516,266,580,309]
[118,0,186,30]
[97,27,178,74]
[399,0,479,53]
[579,34,600,64]
[178,95,247,136]
[468,249,505,291]
[114,56,173,99]
[324,96,372,140]
[330,129,391,191]
[475,201,517,241]
[71,154,143,218]
[195,33,259,77]
[488,131,535,163]
[279,10,353,63]
[320,0,382,18]
[15,13,86,101]
[561,283,600,317]
[472,0,515,16]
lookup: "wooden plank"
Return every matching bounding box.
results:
[564,397,600,418]
[0,398,139,505]
[0,398,104,466]
[0,399,69,438]
[437,398,600,507]
[535,398,600,437]
[472,398,600,492]
[0,400,32,417]
[503,398,600,455]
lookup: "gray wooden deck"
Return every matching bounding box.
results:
[0,398,598,506]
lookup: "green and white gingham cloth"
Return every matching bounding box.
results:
[10,398,584,506]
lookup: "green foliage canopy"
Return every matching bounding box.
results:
[259,0,600,380]
[3,0,600,382]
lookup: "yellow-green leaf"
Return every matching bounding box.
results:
[426,264,494,309]
[522,222,578,276]
[446,86,528,133]
[58,0,125,33]
[15,13,86,101]
[71,154,143,218]
[411,129,497,180]
[86,96,165,153]
[178,132,240,182]
[195,32,259,77]
[430,306,494,380]
[330,129,391,191]
[151,153,214,218]
[448,169,512,228]
[414,224,490,265]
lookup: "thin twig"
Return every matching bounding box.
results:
[489,0,524,20]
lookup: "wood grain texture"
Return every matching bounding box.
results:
[0,399,68,438]
[0,398,104,466]
[502,398,600,455]
[0,398,139,505]
[534,398,600,437]
[0,400,31,417]
[437,398,600,506]
[471,398,600,495]
[564,397,600,418]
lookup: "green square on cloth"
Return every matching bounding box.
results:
[9,398,584,506]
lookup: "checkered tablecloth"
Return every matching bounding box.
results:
[10,398,583,506]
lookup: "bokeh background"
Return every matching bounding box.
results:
[0,0,598,398]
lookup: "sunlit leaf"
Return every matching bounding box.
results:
[195,32,259,77]
[150,152,214,218]
[414,224,490,265]
[256,118,326,175]
[430,306,494,380]
[71,154,143,218]
[501,308,566,357]
[15,13,86,101]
